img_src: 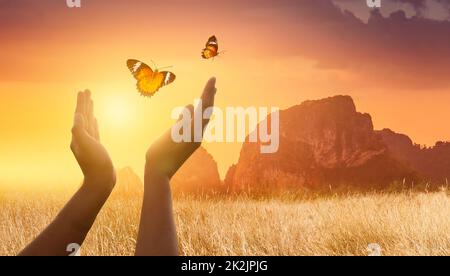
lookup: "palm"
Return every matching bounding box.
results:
[146,78,217,179]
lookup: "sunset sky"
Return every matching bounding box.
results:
[1,0,450,185]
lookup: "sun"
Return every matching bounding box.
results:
[101,96,133,128]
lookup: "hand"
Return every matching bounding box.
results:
[135,78,217,256]
[19,90,117,256]
[71,90,116,191]
[145,77,217,179]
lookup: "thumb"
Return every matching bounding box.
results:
[201,77,217,110]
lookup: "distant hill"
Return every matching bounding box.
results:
[172,147,223,195]
[378,128,450,185]
[113,147,223,197]
[114,167,143,197]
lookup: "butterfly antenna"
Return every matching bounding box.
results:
[150,60,158,69]
[158,65,174,70]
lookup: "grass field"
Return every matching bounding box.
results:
[0,187,449,256]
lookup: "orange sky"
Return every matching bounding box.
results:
[1,0,450,185]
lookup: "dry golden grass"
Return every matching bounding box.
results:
[0,187,449,256]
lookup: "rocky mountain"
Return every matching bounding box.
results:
[172,147,223,195]
[114,148,223,196]
[378,129,450,184]
[114,97,450,196]
[226,95,419,193]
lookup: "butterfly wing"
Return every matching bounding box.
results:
[202,35,219,59]
[205,36,218,50]
[138,71,176,95]
[159,71,176,87]
[127,59,175,97]
[127,59,154,80]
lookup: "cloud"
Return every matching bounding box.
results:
[253,0,450,90]
[0,0,449,90]
[395,0,450,19]
[397,0,427,9]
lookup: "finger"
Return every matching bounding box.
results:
[84,89,91,110]
[86,95,95,137]
[86,95,92,115]
[187,105,195,119]
[82,90,90,116]
[94,118,100,141]
[84,89,91,99]
[175,105,194,142]
[178,104,194,122]
[199,77,217,127]
[201,77,217,110]
[71,113,88,142]
[74,91,89,135]
[75,91,85,114]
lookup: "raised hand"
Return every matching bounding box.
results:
[71,90,116,191]
[135,77,218,256]
[145,77,217,179]
[19,90,116,256]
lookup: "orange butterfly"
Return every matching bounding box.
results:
[126,59,176,97]
[201,35,220,59]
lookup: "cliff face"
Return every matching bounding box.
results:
[227,96,417,192]
[172,147,223,194]
[378,128,450,184]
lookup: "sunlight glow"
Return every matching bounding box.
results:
[101,96,133,128]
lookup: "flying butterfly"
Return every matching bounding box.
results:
[201,35,220,59]
[126,59,176,97]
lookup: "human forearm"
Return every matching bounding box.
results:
[134,78,217,256]
[18,179,114,256]
[135,171,178,256]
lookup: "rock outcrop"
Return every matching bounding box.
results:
[227,96,418,193]
[172,147,223,195]
[378,128,450,184]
